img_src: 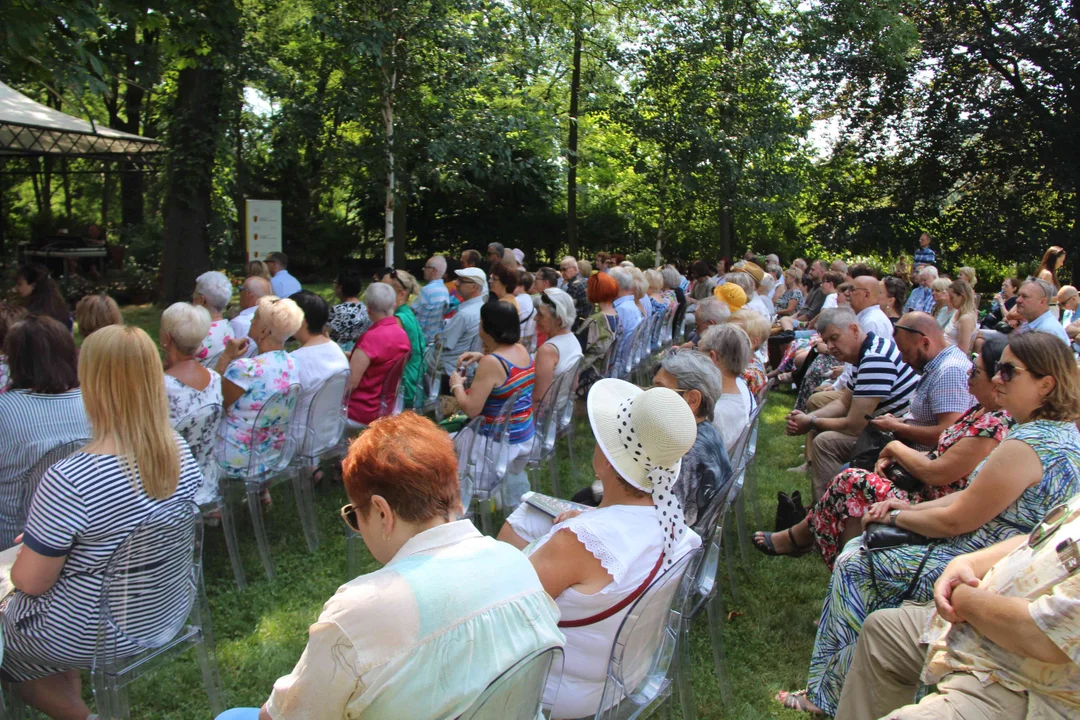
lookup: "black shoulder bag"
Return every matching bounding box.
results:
[861,524,938,603]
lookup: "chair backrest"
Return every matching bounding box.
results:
[421,340,445,410]
[555,357,583,433]
[6,437,89,549]
[595,547,702,719]
[472,388,527,494]
[600,328,623,379]
[297,369,350,457]
[457,646,563,720]
[98,501,200,655]
[376,350,411,420]
[223,383,302,479]
[530,361,579,462]
[173,403,223,500]
[520,311,538,355]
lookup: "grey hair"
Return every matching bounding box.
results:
[428,255,447,275]
[698,324,751,376]
[364,282,398,315]
[662,350,723,421]
[816,307,859,335]
[194,271,233,312]
[561,255,577,267]
[577,260,592,276]
[920,266,939,280]
[610,267,635,291]
[161,302,212,356]
[766,253,780,266]
[760,274,776,295]
[696,297,731,326]
[661,266,681,290]
[765,262,782,279]
[542,288,577,329]
[629,267,648,299]
[1023,278,1056,301]
[724,272,755,297]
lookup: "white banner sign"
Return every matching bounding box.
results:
[245,199,282,261]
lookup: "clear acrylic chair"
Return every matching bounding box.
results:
[291,368,352,550]
[3,437,89,549]
[459,389,526,535]
[218,382,308,580]
[525,359,581,498]
[91,501,225,719]
[420,340,446,417]
[592,547,702,720]
[345,351,411,434]
[457,646,563,720]
[173,403,246,589]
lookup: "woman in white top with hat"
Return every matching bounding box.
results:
[532,288,584,406]
[500,380,702,718]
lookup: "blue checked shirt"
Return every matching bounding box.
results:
[903,344,976,450]
[411,280,450,343]
[913,246,936,266]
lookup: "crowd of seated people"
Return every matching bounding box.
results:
[3,241,1080,720]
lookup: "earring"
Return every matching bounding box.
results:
[382,534,390,542]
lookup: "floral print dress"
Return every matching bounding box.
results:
[808,406,1013,567]
[166,371,224,505]
[0,357,9,393]
[197,319,233,368]
[217,350,299,477]
[805,419,1080,716]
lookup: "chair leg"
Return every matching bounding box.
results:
[347,527,361,579]
[478,493,495,536]
[191,587,227,716]
[245,483,276,580]
[721,511,744,606]
[218,499,247,590]
[734,488,751,566]
[292,467,320,553]
[548,452,561,499]
[705,589,734,709]
[676,623,696,720]
[564,427,576,492]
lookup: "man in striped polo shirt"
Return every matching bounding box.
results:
[786,307,919,501]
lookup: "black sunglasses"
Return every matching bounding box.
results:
[996,361,1039,384]
[894,324,926,337]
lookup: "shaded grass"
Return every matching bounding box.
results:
[103,307,829,719]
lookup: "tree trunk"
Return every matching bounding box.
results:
[102,161,113,233]
[566,25,582,257]
[161,66,227,303]
[393,182,408,269]
[719,201,732,259]
[119,54,147,237]
[382,51,398,268]
[61,158,73,219]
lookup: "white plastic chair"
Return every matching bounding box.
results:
[457,646,563,720]
[525,359,581,498]
[91,501,225,719]
[218,382,307,580]
[173,403,246,589]
[592,547,702,719]
[3,437,88,549]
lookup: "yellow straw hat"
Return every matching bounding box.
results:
[714,283,747,311]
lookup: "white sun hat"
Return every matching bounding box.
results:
[587,378,698,566]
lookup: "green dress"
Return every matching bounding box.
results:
[395,304,426,408]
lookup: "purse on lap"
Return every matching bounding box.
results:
[861,523,938,603]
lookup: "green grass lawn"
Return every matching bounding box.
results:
[110,300,830,719]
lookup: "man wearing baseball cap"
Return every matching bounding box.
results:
[436,267,486,377]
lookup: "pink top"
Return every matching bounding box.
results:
[347,316,411,424]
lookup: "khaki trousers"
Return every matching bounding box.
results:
[835,604,1028,720]
[808,430,857,503]
[803,389,844,467]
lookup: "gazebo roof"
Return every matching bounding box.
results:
[0,80,162,159]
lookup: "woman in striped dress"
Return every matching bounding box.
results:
[1,325,201,719]
[450,300,536,506]
[778,332,1080,716]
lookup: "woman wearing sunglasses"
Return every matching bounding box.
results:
[754,335,1013,566]
[778,331,1080,716]
[217,412,562,720]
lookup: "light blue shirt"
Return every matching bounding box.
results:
[265,520,563,720]
[1017,309,1070,345]
[270,269,302,298]
[613,294,643,336]
[904,285,935,314]
[411,280,450,343]
[437,295,484,374]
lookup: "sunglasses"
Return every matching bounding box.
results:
[996,361,1038,384]
[1029,502,1070,550]
[894,324,927,337]
[340,503,362,533]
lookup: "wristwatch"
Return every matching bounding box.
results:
[808,414,818,431]
[888,509,901,526]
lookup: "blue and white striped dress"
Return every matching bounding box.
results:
[0,389,90,549]
[0,434,201,682]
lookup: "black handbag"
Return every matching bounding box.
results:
[774,490,808,531]
[862,523,937,603]
[883,462,922,494]
[849,425,893,471]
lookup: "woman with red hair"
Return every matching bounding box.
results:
[217,412,563,720]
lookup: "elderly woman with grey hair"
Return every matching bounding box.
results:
[533,288,583,407]
[192,270,235,367]
[698,324,755,452]
[346,282,412,425]
[652,351,733,529]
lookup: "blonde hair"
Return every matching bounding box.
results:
[161,302,212,356]
[1008,332,1080,422]
[629,267,648,300]
[394,268,418,297]
[948,280,978,318]
[246,260,272,280]
[930,277,953,315]
[254,296,304,344]
[75,293,123,337]
[79,325,180,499]
[727,309,770,350]
[645,268,664,293]
[957,266,977,286]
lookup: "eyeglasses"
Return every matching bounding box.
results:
[457,278,479,287]
[424,265,437,271]
[644,385,689,394]
[894,324,927,337]
[340,503,362,533]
